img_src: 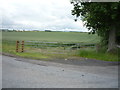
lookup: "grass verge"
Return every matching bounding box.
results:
[76,48,119,61]
[2,41,119,62]
[2,42,73,60]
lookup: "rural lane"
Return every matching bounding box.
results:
[2,55,118,88]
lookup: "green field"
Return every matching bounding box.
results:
[2,31,100,43]
[2,31,118,61]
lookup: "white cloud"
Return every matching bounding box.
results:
[1,0,88,32]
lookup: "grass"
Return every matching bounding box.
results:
[2,40,119,61]
[2,41,48,59]
[76,48,118,61]
[2,42,74,60]
[2,31,119,61]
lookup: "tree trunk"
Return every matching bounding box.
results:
[107,25,116,53]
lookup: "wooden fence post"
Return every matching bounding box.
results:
[21,41,24,52]
[16,41,19,52]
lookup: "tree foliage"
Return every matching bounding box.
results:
[71,1,120,52]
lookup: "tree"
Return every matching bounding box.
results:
[71,1,120,53]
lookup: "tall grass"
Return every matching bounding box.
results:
[76,48,118,61]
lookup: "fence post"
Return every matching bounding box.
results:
[16,41,19,52]
[21,41,24,52]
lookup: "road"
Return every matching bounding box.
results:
[2,55,118,88]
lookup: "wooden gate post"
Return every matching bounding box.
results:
[16,41,19,52]
[21,41,24,52]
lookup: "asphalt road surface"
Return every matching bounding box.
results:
[2,55,118,88]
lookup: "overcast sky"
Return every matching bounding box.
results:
[1,0,88,32]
